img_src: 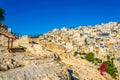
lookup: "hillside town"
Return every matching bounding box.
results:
[39,22,120,58]
[0,22,120,80]
[38,22,120,79]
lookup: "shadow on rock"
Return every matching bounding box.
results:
[68,69,78,80]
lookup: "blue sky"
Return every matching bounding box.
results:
[0,0,120,36]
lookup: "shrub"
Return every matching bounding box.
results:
[73,51,80,56]
[94,58,102,63]
[107,55,110,61]
[103,59,118,79]
[49,40,52,42]
[84,38,88,44]
[81,52,87,55]
[73,51,118,79]
[85,52,94,62]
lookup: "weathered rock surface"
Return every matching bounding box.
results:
[1,23,119,80]
[0,60,70,80]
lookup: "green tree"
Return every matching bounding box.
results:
[84,38,88,45]
[0,8,5,22]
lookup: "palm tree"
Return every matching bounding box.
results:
[0,8,5,22]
